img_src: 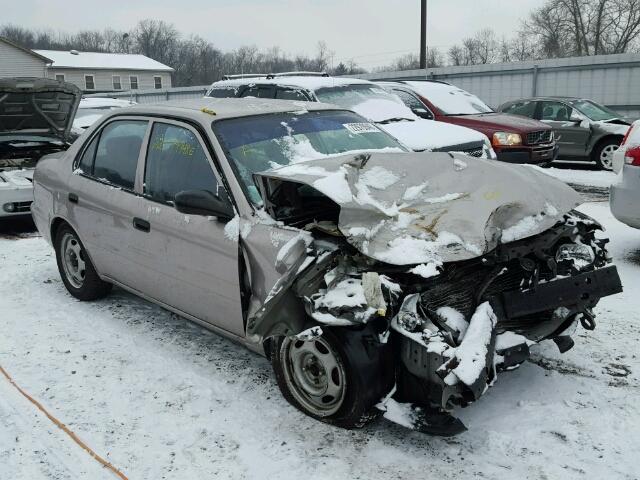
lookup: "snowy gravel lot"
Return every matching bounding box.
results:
[1,169,639,479]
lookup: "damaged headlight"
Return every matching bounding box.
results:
[555,243,595,270]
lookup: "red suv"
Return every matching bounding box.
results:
[381,81,558,165]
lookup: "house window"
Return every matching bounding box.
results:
[154,76,162,89]
[85,75,95,90]
[112,75,122,90]
[130,76,138,90]
[55,74,65,82]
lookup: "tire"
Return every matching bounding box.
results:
[271,325,393,429]
[54,224,112,301]
[592,138,620,171]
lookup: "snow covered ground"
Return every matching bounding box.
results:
[1,186,639,479]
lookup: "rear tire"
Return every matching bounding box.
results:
[271,325,393,429]
[54,224,112,301]
[592,138,620,171]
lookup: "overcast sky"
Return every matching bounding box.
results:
[7,0,544,68]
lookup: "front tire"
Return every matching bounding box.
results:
[271,326,393,429]
[54,224,112,301]
[593,138,620,171]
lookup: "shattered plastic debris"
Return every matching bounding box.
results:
[362,272,387,315]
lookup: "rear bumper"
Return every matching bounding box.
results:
[610,166,640,228]
[496,144,557,164]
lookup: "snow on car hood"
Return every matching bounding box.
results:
[350,98,487,151]
[255,151,580,266]
[0,77,81,142]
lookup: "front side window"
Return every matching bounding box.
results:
[540,101,573,121]
[112,75,122,90]
[154,76,162,89]
[85,75,95,90]
[144,123,218,204]
[393,89,432,114]
[213,110,406,204]
[93,120,148,189]
[130,76,139,90]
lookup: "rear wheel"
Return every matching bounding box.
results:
[271,326,393,429]
[54,224,112,301]
[593,138,620,170]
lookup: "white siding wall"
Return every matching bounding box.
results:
[46,68,172,92]
[0,42,47,78]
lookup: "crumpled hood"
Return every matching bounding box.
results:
[255,151,580,266]
[0,77,82,141]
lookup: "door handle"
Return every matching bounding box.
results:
[68,192,78,204]
[132,217,150,233]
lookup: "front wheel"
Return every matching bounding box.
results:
[271,326,393,429]
[54,224,112,301]
[593,139,620,171]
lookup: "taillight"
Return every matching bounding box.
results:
[624,146,640,166]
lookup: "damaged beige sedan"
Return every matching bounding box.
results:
[32,98,622,435]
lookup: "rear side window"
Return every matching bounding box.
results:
[275,88,308,101]
[208,87,239,98]
[144,123,218,204]
[394,89,425,110]
[93,120,148,189]
[504,101,536,118]
[240,85,274,98]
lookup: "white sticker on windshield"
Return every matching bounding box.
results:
[343,123,379,134]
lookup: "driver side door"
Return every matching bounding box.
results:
[536,101,590,158]
[135,119,245,337]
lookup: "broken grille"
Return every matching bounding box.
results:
[527,130,553,145]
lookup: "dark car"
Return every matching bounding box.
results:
[379,81,558,166]
[498,97,630,170]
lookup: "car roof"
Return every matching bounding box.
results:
[102,97,339,123]
[209,75,373,92]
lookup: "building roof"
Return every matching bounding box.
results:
[0,37,52,64]
[33,50,174,72]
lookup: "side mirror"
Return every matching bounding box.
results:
[569,112,583,123]
[174,189,234,220]
[413,108,434,120]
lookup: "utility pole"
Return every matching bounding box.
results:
[420,0,427,69]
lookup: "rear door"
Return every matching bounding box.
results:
[136,119,245,336]
[537,101,590,157]
[68,117,152,287]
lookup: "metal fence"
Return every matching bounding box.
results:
[349,53,640,119]
[87,53,640,119]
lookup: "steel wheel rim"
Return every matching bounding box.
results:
[61,232,86,289]
[600,145,618,170]
[281,336,346,417]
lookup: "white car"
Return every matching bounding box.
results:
[72,97,137,137]
[610,120,640,228]
[0,77,80,218]
[206,74,496,159]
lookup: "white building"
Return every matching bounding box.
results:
[0,37,51,77]
[34,49,174,93]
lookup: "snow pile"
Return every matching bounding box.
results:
[314,278,367,310]
[223,215,251,241]
[350,98,415,124]
[402,182,429,201]
[436,306,468,337]
[501,203,560,243]
[409,263,441,279]
[376,231,479,266]
[313,166,353,203]
[359,166,400,190]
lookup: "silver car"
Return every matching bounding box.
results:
[611,120,640,228]
[33,98,621,435]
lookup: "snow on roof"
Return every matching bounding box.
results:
[33,50,174,72]
[210,75,371,92]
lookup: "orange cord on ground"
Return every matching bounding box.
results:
[0,365,129,480]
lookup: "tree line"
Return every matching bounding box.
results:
[2,0,640,85]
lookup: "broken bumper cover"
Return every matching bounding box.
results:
[395,265,622,411]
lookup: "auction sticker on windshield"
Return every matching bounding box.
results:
[344,123,380,134]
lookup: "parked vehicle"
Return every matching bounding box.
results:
[32,98,621,435]
[206,74,496,159]
[380,80,557,165]
[0,77,80,218]
[611,120,640,228]
[499,97,630,170]
[72,97,137,137]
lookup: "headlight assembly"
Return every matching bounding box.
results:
[492,132,522,146]
[555,243,595,270]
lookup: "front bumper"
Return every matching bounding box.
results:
[0,170,34,217]
[496,143,557,164]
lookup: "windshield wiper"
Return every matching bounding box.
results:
[377,117,415,124]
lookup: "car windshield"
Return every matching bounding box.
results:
[569,99,620,121]
[404,81,493,115]
[213,110,406,204]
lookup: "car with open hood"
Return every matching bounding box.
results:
[381,80,558,166]
[206,73,496,159]
[0,77,81,217]
[499,96,630,170]
[32,98,622,435]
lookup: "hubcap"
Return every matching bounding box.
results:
[61,233,86,288]
[281,336,346,417]
[600,144,618,170]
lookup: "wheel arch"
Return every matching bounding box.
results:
[590,134,623,155]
